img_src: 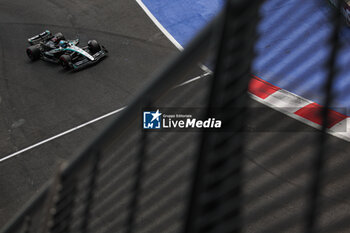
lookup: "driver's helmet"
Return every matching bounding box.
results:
[59,40,68,48]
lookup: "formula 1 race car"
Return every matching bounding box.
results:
[26,30,108,70]
[328,0,350,26]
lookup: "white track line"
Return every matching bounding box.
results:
[176,72,211,87]
[1,2,212,163]
[136,0,183,50]
[0,73,208,163]
[0,107,125,163]
[136,0,212,74]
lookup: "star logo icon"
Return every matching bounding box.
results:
[151,109,162,122]
[143,109,162,129]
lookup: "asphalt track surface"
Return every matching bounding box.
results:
[0,0,187,225]
[1,0,350,232]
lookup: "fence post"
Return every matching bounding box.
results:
[305,1,342,232]
[184,1,262,233]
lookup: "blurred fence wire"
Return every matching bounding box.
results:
[2,0,350,233]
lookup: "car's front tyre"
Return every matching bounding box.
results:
[88,40,101,54]
[26,45,41,61]
[59,55,72,70]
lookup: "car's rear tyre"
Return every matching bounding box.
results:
[88,40,100,54]
[59,55,72,70]
[54,32,65,41]
[26,45,41,61]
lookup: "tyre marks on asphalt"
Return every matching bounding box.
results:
[0,27,24,154]
[0,0,202,226]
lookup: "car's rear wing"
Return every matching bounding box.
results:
[28,30,52,45]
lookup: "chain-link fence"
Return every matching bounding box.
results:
[2,0,350,233]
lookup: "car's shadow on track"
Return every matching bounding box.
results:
[25,56,108,75]
[25,59,76,75]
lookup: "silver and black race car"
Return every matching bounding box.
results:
[26,30,108,70]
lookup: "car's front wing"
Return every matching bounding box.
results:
[71,47,108,71]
